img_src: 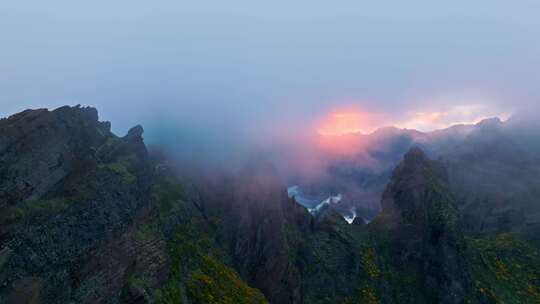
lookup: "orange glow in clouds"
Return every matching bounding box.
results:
[315,109,378,155]
[317,110,376,136]
[395,105,511,131]
[313,104,509,155]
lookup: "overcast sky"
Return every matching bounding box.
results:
[1,1,539,158]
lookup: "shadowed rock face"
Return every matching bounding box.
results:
[191,161,307,304]
[374,147,470,304]
[0,106,270,304]
[379,147,448,227]
[0,106,155,302]
[0,106,112,206]
[224,164,293,299]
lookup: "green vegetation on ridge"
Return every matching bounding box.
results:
[466,234,540,304]
[151,171,268,304]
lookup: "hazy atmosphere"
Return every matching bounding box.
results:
[2,2,540,303]
[2,1,540,163]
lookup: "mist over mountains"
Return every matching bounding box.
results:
[0,105,539,303]
[2,2,540,303]
[150,107,540,242]
[284,114,540,240]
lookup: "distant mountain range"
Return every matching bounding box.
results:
[293,116,540,244]
[0,106,538,303]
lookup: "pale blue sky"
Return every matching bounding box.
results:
[1,1,539,157]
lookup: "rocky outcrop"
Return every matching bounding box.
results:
[0,106,268,304]
[439,119,540,241]
[373,147,470,304]
[0,106,155,302]
[0,106,112,207]
[211,162,304,303]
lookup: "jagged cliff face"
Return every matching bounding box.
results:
[0,106,156,302]
[373,148,470,303]
[439,119,540,243]
[188,162,304,303]
[0,106,538,304]
[0,106,268,303]
[369,147,540,304]
[0,106,114,205]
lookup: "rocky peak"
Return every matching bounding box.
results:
[125,125,144,141]
[475,116,503,129]
[54,104,99,124]
[374,147,470,303]
[0,106,115,205]
[0,106,154,302]
[378,147,447,226]
[99,123,148,165]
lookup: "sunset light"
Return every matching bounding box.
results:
[317,110,377,136]
[314,110,374,156]
[316,104,510,138]
[395,105,511,131]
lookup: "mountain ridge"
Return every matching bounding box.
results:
[0,106,538,303]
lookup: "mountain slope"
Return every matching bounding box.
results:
[370,147,470,303]
[0,106,538,304]
[0,106,267,303]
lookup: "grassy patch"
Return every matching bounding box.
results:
[0,197,75,224]
[120,273,153,302]
[151,174,186,217]
[361,247,381,280]
[466,233,540,304]
[134,220,161,242]
[98,161,136,184]
[187,255,268,304]
[367,227,422,304]
[0,247,13,274]
[155,220,267,304]
[98,153,139,184]
[359,283,380,304]
[151,171,267,304]
[284,223,304,261]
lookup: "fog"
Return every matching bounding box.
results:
[1,1,540,166]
